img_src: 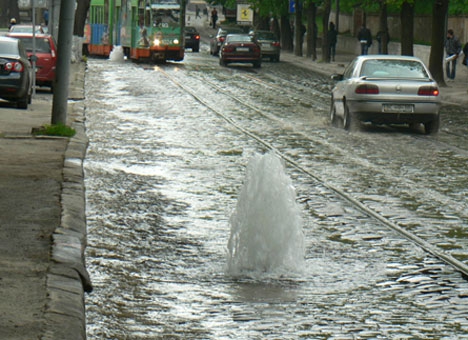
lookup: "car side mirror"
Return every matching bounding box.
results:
[331,74,343,81]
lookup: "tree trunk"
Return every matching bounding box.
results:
[429,0,448,86]
[335,0,340,32]
[74,0,91,36]
[321,0,331,62]
[306,2,317,60]
[378,1,388,54]
[400,1,414,56]
[280,14,293,52]
[294,0,303,56]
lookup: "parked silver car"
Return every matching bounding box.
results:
[250,30,281,62]
[330,55,441,134]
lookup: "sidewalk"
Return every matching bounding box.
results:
[0,61,89,339]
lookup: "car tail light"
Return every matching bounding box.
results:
[13,62,24,72]
[195,35,200,40]
[272,42,280,47]
[51,49,56,58]
[223,44,235,52]
[219,37,225,43]
[4,61,24,73]
[355,84,379,94]
[418,86,439,96]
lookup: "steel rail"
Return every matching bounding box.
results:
[156,66,468,279]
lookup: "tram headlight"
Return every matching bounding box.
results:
[173,39,179,45]
[154,38,161,46]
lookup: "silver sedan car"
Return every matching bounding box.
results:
[330,55,441,134]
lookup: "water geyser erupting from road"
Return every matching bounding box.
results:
[226,151,305,277]
[109,46,125,62]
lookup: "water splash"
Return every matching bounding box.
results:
[109,45,125,62]
[226,151,305,277]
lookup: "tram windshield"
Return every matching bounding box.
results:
[151,2,180,27]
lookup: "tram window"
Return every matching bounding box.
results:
[152,9,179,26]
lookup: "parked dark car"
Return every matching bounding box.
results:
[184,26,200,52]
[0,36,33,109]
[330,55,441,134]
[209,26,244,56]
[219,34,262,68]
[250,30,281,62]
[7,33,57,91]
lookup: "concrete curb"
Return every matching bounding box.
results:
[43,62,91,340]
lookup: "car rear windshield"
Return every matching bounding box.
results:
[0,40,19,55]
[16,37,51,53]
[220,28,243,35]
[360,59,429,79]
[256,32,277,40]
[226,34,252,43]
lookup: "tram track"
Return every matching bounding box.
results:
[154,65,468,279]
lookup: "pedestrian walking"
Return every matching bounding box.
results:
[8,18,16,31]
[444,29,462,81]
[211,8,218,29]
[43,9,49,26]
[357,24,372,55]
[195,5,201,19]
[328,22,338,61]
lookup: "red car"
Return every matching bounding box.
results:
[219,34,262,68]
[7,33,57,92]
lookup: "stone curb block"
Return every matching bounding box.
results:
[44,62,90,340]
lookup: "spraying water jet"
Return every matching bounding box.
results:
[226,151,305,277]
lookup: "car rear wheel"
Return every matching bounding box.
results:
[330,98,339,127]
[253,60,261,68]
[219,58,227,66]
[424,116,440,135]
[343,103,358,131]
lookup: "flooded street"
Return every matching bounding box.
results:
[84,52,468,339]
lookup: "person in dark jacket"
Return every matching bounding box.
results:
[445,29,462,80]
[357,24,372,55]
[328,22,338,61]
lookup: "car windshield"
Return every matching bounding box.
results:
[226,34,252,43]
[13,37,51,53]
[185,27,197,33]
[0,40,19,55]
[360,59,429,79]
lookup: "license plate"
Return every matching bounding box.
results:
[236,47,249,52]
[262,43,270,48]
[382,104,414,113]
[185,35,191,39]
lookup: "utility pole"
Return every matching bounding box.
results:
[51,0,75,125]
